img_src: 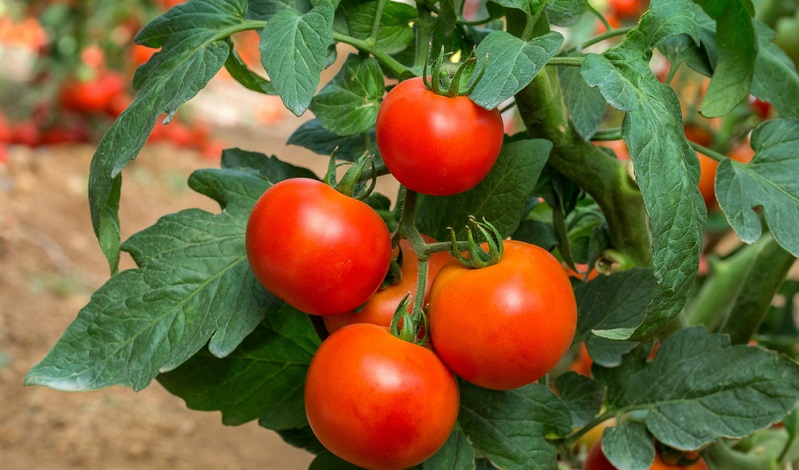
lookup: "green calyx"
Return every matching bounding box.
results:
[389,294,429,346]
[325,150,377,200]
[422,46,487,98]
[449,216,504,269]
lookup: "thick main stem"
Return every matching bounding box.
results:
[509,15,652,267]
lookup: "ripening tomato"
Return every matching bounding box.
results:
[323,236,451,334]
[305,323,459,470]
[610,0,644,17]
[428,240,577,390]
[375,76,504,196]
[246,178,392,315]
[568,342,593,377]
[696,139,754,207]
[60,72,125,115]
[585,440,708,469]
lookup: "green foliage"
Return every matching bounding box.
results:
[24,0,799,468]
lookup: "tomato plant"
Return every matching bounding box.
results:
[20,0,799,469]
[375,76,503,196]
[428,240,577,390]
[305,323,459,469]
[246,178,392,315]
[323,235,450,334]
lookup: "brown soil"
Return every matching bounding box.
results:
[0,104,395,468]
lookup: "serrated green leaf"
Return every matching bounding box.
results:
[25,169,274,391]
[470,31,564,110]
[592,344,652,409]
[157,305,319,428]
[555,372,604,427]
[616,327,799,450]
[658,33,714,76]
[309,54,384,136]
[459,382,572,469]
[512,220,558,251]
[287,118,378,161]
[716,118,799,257]
[602,422,655,470]
[582,20,705,339]
[750,21,799,118]
[335,0,417,55]
[487,0,530,14]
[559,59,606,140]
[220,148,319,182]
[574,269,655,366]
[260,1,334,116]
[694,0,756,117]
[417,139,551,241]
[91,0,246,273]
[423,423,477,470]
[247,0,312,20]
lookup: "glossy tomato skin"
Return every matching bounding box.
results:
[375,76,504,196]
[585,440,708,469]
[305,324,460,470]
[428,240,577,390]
[323,235,451,333]
[246,178,392,315]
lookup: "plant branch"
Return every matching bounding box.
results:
[509,15,652,267]
[333,32,413,77]
[688,141,728,162]
[575,26,634,51]
[369,0,387,46]
[546,56,585,67]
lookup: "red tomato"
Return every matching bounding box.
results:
[246,178,392,315]
[594,140,630,161]
[375,76,504,195]
[428,240,577,390]
[131,44,158,66]
[11,121,39,147]
[60,72,125,115]
[610,0,644,17]
[305,323,459,470]
[585,440,708,469]
[323,236,451,333]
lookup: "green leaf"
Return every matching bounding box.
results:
[422,423,477,470]
[615,327,799,450]
[309,451,362,469]
[220,147,319,181]
[157,305,319,428]
[582,24,705,340]
[335,0,417,55]
[458,382,572,469]
[417,139,551,241]
[276,426,325,454]
[247,0,312,20]
[658,33,713,77]
[224,46,276,94]
[487,0,530,14]
[512,219,558,251]
[602,421,655,470]
[260,1,334,116]
[750,21,799,119]
[25,169,274,391]
[546,0,589,27]
[559,58,606,140]
[470,31,564,110]
[694,0,756,117]
[287,119,378,162]
[574,269,655,366]
[91,0,246,273]
[309,54,384,136]
[716,118,799,257]
[555,372,604,427]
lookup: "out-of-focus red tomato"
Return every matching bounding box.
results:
[131,44,159,66]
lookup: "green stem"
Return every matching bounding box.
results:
[568,26,634,53]
[546,56,585,67]
[333,32,413,77]
[591,128,622,141]
[369,0,387,45]
[562,410,618,447]
[525,0,551,41]
[510,16,652,268]
[413,258,430,314]
[688,141,727,162]
[587,4,612,33]
[686,240,765,330]
[720,234,796,345]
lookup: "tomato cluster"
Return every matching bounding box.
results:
[244,73,578,467]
